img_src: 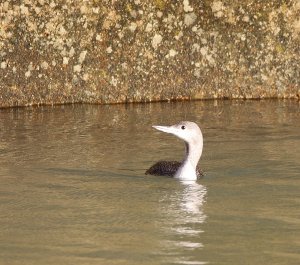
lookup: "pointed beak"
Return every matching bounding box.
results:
[152,125,177,135]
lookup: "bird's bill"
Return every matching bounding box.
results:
[152,125,177,134]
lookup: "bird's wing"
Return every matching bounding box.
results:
[196,165,204,178]
[145,161,181,177]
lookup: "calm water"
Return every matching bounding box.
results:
[0,100,299,265]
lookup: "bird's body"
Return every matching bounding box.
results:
[146,121,204,181]
[145,160,204,178]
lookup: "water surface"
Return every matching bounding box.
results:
[0,100,299,265]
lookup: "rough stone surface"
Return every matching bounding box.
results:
[0,0,299,107]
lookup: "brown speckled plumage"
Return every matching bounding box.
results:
[145,160,204,178]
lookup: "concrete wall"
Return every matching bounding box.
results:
[0,0,299,107]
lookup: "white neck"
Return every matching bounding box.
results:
[175,140,203,181]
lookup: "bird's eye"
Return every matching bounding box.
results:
[181,125,185,130]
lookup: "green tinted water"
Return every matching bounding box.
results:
[0,100,299,265]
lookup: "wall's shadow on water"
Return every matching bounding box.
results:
[44,167,141,179]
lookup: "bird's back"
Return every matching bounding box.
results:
[145,160,204,178]
[145,161,181,177]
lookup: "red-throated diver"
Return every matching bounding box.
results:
[145,121,204,181]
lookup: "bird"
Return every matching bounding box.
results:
[145,121,204,181]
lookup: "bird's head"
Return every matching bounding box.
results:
[153,121,203,146]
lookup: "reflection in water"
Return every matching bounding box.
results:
[180,181,207,218]
[160,181,207,265]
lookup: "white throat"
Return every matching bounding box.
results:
[174,141,203,181]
